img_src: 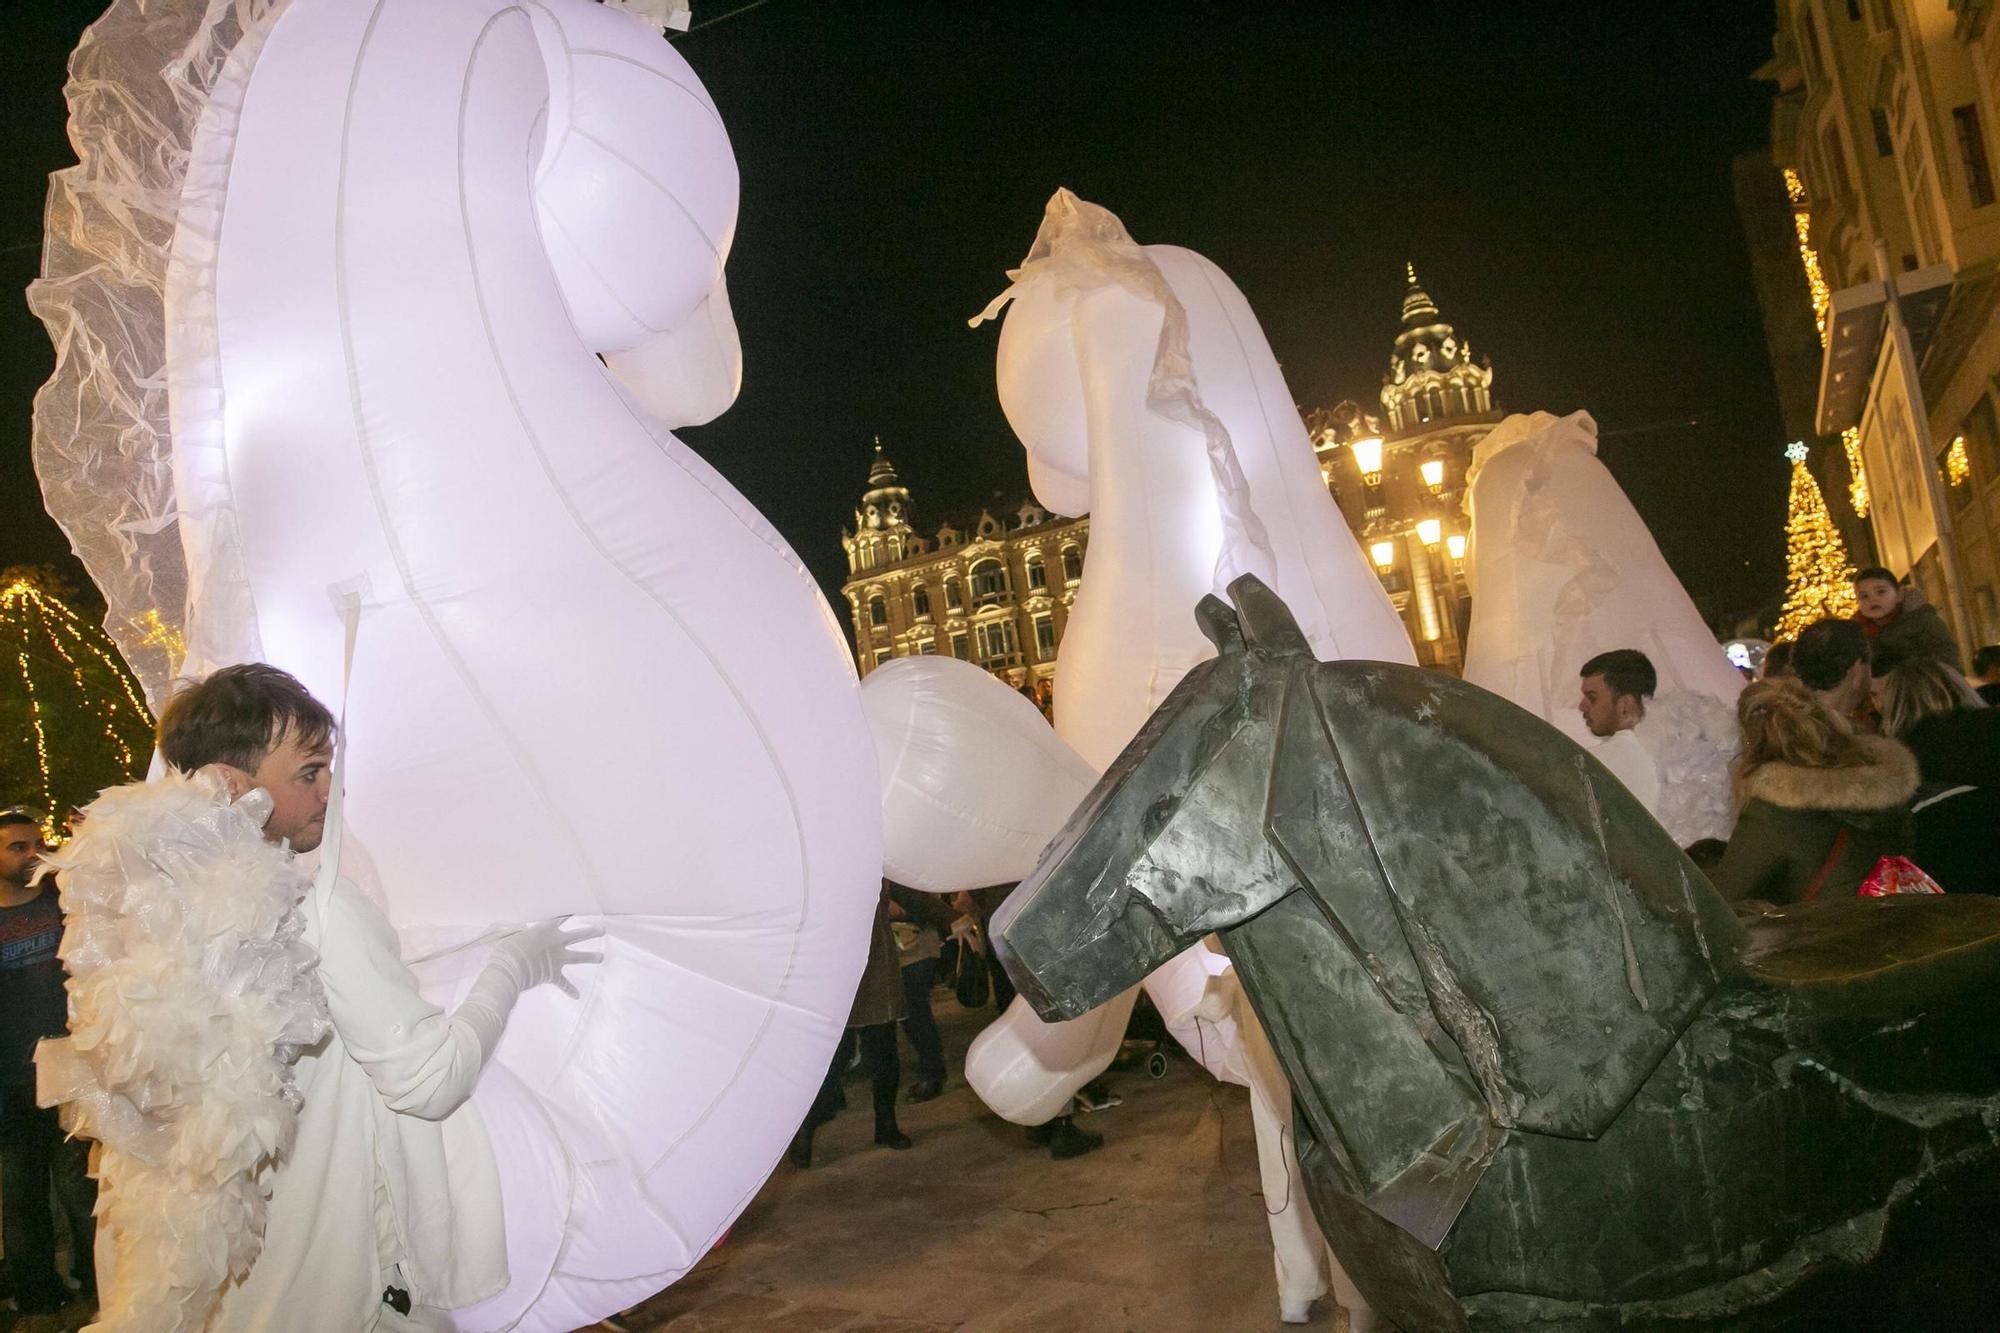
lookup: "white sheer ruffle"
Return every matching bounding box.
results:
[35,768,327,1333]
[28,0,283,706]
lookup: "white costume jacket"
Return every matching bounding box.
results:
[209,878,506,1331]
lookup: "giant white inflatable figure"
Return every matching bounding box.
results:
[32,2,879,1328]
[1461,410,1743,844]
[887,190,1401,1324]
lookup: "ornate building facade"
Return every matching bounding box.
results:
[1308,267,1500,672]
[1759,0,2000,651]
[839,443,1087,702]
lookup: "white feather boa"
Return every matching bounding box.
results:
[35,768,329,1333]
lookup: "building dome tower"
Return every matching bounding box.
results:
[1309,264,1503,674]
[843,438,918,574]
[1381,264,1494,434]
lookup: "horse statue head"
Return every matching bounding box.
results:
[994,574,1748,1329]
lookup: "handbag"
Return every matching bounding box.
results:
[1802,830,1944,900]
[1856,854,1944,897]
[952,922,991,1009]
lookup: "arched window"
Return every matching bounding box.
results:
[1060,545,1083,583]
[944,577,963,611]
[1026,551,1048,590]
[868,595,888,627]
[912,585,931,619]
[970,557,1009,602]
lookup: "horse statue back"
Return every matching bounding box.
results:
[995,576,2000,1330]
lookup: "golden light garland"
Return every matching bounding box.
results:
[1775,447,1859,641]
[1945,434,1971,487]
[1,576,154,837]
[1784,169,1832,345]
[1842,426,1870,517]
[1784,167,1869,519]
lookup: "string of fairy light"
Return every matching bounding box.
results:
[1783,168,1871,520]
[1,577,155,836]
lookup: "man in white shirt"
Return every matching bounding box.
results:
[1578,649,1737,847]
[147,665,601,1330]
[1579,649,1663,811]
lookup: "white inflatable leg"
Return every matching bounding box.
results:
[963,988,1136,1125]
[1243,1030,1328,1323]
[1141,944,1250,1086]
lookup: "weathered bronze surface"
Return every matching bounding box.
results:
[993,576,2000,1331]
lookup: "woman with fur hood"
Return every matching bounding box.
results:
[1709,678,1920,905]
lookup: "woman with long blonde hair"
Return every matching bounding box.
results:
[1710,678,1918,904]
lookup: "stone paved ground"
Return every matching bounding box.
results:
[608,993,1350,1333]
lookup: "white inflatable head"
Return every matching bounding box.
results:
[1461,410,1743,743]
[526,2,741,424]
[978,190,1411,773]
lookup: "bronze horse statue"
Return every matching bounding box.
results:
[994,576,2000,1331]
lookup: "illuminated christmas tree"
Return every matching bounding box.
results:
[1774,443,1858,641]
[0,568,155,835]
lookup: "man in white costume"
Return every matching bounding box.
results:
[1576,648,1735,848]
[56,665,601,1331]
[1578,650,1665,810]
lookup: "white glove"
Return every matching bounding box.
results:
[454,917,606,1064]
[487,916,606,998]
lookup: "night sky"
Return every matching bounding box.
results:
[0,1,1790,625]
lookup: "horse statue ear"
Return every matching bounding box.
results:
[1195,594,1246,655]
[1227,574,1311,657]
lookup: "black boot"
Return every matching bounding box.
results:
[873,1078,912,1149]
[1045,1115,1103,1160]
[789,1123,816,1169]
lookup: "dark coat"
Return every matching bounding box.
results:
[1859,602,1961,672]
[1902,707,2000,791]
[1902,708,2000,896]
[847,887,906,1028]
[1710,736,1919,905]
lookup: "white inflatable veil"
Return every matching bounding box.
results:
[31,2,880,1327]
[1460,411,1744,745]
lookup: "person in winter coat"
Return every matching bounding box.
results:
[887,883,957,1102]
[1709,678,1918,905]
[1852,566,1961,673]
[790,886,909,1167]
[1879,658,1997,895]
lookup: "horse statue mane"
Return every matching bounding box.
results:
[996,575,2000,1330]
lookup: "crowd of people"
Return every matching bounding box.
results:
[1579,565,1996,904]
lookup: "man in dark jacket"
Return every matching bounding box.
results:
[0,809,95,1317]
[1852,566,1961,673]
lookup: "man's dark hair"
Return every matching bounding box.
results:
[1791,619,1869,691]
[1973,644,2000,676]
[157,664,336,773]
[1852,565,1897,587]
[1579,648,1656,701]
[0,808,41,833]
